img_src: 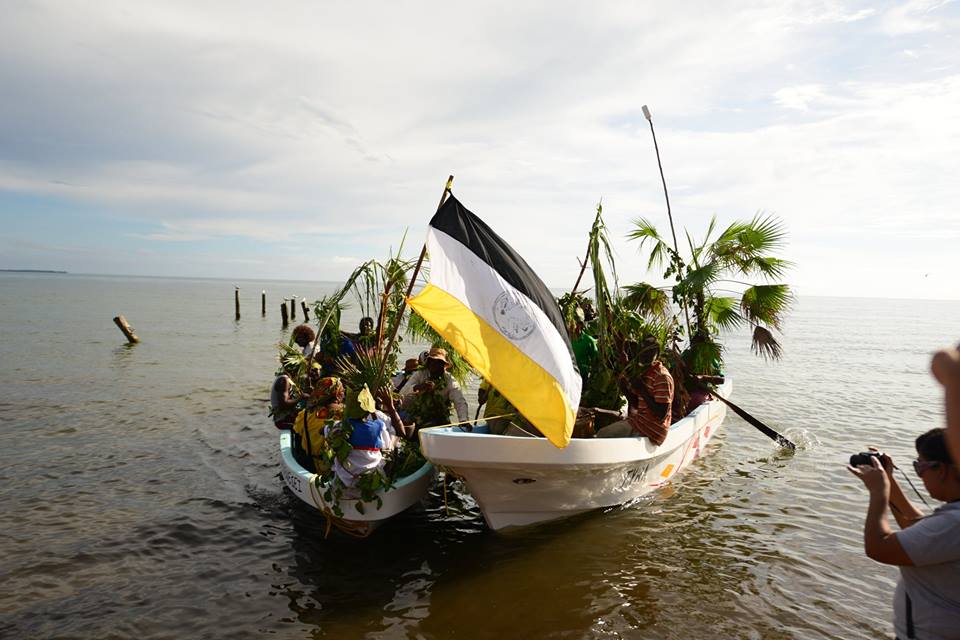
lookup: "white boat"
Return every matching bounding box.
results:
[279,431,436,536]
[419,379,732,531]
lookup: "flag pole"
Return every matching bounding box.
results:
[642,105,692,339]
[379,175,454,373]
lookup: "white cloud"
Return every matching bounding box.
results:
[0,1,958,298]
[879,0,955,35]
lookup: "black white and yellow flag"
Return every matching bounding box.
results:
[408,195,582,448]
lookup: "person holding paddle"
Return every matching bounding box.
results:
[596,338,674,445]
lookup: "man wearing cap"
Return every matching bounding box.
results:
[400,347,469,427]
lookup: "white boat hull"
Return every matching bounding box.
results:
[419,380,732,530]
[279,431,436,534]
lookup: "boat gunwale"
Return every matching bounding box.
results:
[280,429,434,496]
[418,379,731,467]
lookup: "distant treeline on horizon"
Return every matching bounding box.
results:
[0,269,68,274]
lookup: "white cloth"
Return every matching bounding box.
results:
[325,411,397,488]
[399,369,469,422]
[391,371,415,393]
[893,501,960,639]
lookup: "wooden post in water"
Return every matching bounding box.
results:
[290,296,296,321]
[261,290,266,316]
[113,315,140,344]
[234,287,241,321]
[280,301,289,327]
[301,300,310,322]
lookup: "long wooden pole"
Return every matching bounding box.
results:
[379,175,454,375]
[643,105,692,339]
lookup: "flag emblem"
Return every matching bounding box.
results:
[493,291,536,340]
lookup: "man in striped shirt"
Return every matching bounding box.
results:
[596,339,674,445]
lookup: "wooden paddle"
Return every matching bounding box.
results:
[694,378,796,451]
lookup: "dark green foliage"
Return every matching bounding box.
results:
[628,212,793,362]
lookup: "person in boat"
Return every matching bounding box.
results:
[270,361,301,429]
[399,347,469,428]
[595,338,674,445]
[847,428,960,639]
[932,344,960,463]
[291,375,345,472]
[391,358,421,393]
[317,326,357,376]
[326,385,413,488]
[351,316,378,359]
[478,379,514,435]
[569,306,599,386]
[291,324,317,357]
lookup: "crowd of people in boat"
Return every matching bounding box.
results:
[479,304,715,446]
[269,297,728,487]
[270,318,471,488]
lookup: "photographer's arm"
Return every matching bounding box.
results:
[887,477,925,529]
[870,449,925,528]
[849,458,914,566]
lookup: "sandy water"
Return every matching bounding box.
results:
[0,272,957,639]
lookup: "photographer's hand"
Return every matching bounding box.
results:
[847,455,891,501]
[866,447,925,529]
[848,457,913,566]
[867,447,894,475]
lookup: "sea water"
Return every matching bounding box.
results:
[0,271,957,639]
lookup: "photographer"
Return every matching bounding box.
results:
[848,429,960,639]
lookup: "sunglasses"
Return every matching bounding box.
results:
[913,459,941,476]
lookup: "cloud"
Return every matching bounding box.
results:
[0,1,958,298]
[774,84,829,110]
[879,0,955,35]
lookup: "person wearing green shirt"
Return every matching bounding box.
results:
[570,308,599,382]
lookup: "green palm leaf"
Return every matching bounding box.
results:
[627,217,671,271]
[704,296,743,331]
[621,282,671,320]
[740,284,791,330]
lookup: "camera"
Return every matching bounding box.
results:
[849,451,882,466]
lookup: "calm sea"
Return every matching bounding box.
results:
[1,272,957,639]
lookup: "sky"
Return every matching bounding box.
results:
[0,0,957,299]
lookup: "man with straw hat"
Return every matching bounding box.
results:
[399,347,469,428]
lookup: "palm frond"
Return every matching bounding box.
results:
[588,203,621,360]
[704,296,743,332]
[751,325,783,361]
[701,214,718,247]
[685,337,724,376]
[740,284,792,330]
[627,217,671,271]
[681,260,722,293]
[710,214,788,273]
[337,348,393,397]
[621,282,671,321]
[739,256,793,280]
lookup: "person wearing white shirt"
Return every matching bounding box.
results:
[399,347,469,426]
